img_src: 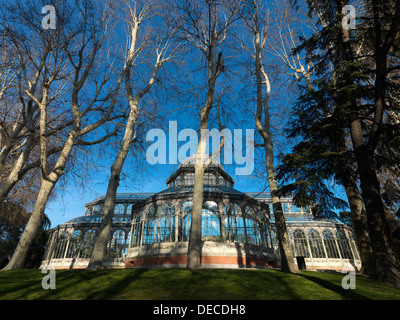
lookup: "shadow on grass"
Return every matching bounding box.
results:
[0,270,45,300]
[298,272,371,300]
[0,268,149,300]
[179,269,305,300]
[241,269,304,300]
[84,268,150,300]
[0,279,42,299]
[0,268,378,300]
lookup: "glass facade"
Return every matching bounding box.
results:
[130,201,271,248]
[290,228,357,260]
[42,159,361,271]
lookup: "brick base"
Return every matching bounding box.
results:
[125,255,278,269]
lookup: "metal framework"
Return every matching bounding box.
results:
[41,157,361,271]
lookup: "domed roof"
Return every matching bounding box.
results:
[132,185,268,215]
[167,153,233,186]
[178,154,222,169]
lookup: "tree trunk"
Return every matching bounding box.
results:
[266,142,299,273]
[340,171,375,276]
[352,142,400,288]
[253,26,299,273]
[2,132,77,270]
[186,156,205,270]
[86,169,120,270]
[334,131,375,276]
[87,5,171,269]
[0,136,34,204]
[282,3,374,275]
[87,104,138,270]
[339,0,400,287]
[2,178,55,270]
[186,36,219,270]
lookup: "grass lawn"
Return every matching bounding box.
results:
[0,268,399,300]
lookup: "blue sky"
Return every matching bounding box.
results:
[42,0,350,228]
[45,149,268,228]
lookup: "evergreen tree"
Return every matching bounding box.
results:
[283,0,400,288]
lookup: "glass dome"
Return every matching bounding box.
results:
[130,200,272,248]
[166,154,235,189]
[41,157,361,271]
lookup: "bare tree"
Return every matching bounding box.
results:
[170,0,242,270]
[0,0,80,206]
[241,0,299,273]
[266,0,375,276]
[2,0,125,270]
[87,0,178,270]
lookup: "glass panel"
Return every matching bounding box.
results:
[323,229,340,258]
[292,229,309,258]
[54,231,70,259]
[155,203,176,243]
[92,204,102,214]
[142,219,155,245]
[184,173,194,186]
[308,229,325,258]
[126,204,134,215]
[245,218,258,245]
[225,203,244,242]
[180,202,192,241]
[204,173,216,186]
[80,230,95,258]
[202,201,220,241]
[114,204,125,215]
[108,229,125,258]
[66,230,81,258]
[336,230,353,259]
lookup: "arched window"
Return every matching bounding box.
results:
[244,218,257,245]
[204,173,216,186]
[142,206,155,245]
[92,204,102,214]
[126,204,134,215]
[308,229,325,258]
[175,175,182,187]
[203,201,218,212]
[81,230,95,258]
[66,230,81,258]
[184,173,194,186]
[123,232,131,256]
[270,229,278,253]
[292,229,309,258]
[109,229,125,258]
[350,235,360,260]
[54,231,70,259]
[225,203,245,242]
[245,206,255,219]
[180,201,193,241]
[155,203,176,243]
[131,211,143,247]
[261,219,273,248]
[244,206,259,245]
[202,201,220,241]
[323,229,340,258]
[336,230,353,259]
[114,204,125,215]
